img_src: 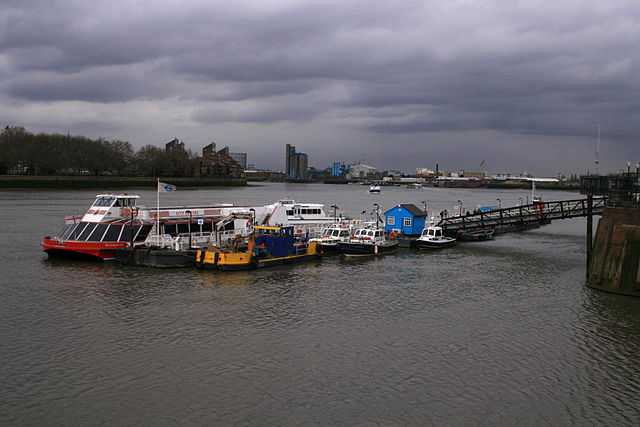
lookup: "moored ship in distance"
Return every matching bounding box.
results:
[435,176,484,188]
[195,225,322,271]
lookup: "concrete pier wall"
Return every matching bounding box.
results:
[588,206,640,296]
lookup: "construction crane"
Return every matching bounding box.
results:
[476,160,485,173]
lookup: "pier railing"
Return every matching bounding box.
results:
[438,197,606,235]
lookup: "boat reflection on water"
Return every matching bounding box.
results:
[198,270,255,287]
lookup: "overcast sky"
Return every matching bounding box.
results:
[2,0,639,175]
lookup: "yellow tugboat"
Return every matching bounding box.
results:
[195,225,322,271]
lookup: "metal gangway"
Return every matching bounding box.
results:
[438,197,606,235]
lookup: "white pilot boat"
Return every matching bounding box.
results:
[309,224,356,252]
[337,226,398,257]
[416,225,457,250]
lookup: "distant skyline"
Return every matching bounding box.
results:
[2,0,639,176]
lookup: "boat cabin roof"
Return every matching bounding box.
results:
[254,225,294,231]
[95,194,140,199]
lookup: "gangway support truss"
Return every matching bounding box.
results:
[438,197,605,236]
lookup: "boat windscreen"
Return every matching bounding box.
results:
[93,197,115,207]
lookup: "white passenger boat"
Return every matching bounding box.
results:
[369,184,381,193]
[251,199,339,237]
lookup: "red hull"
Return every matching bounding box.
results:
[41,236,129,261]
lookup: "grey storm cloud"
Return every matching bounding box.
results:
[1,0,639,174]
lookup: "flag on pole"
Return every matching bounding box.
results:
[158,182,177,192]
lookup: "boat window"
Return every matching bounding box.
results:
[321,228,329,235]
[200,221,213,233]
[93,197,115,207]
[163,223,177,236]
[340,230,349,237]
[177,223,190,234]
[375,231,382,237]
[57,224,74,239]
[78,223,97,241]
[136,224,153,241]
[103,224,123,241]
[435,229,442,237]
[287,210,294,216]
[87,223,108,241]
[69,222,88,240]
[113,199,121,207]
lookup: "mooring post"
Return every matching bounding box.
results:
[586,194,593,279]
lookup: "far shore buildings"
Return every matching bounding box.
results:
[165,138,245,178]
[346,163,378,180]
[285,144,309,180]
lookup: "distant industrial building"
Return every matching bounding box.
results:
[285,144,309,180]
[346,163,378,180]
[230,152,247,170]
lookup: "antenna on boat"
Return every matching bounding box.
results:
[595,125,601,176]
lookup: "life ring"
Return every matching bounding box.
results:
[537,210,543,217]
[539,203,545,209]
[247,218,253,228]
[132,207,139,217]
[389,231,397,239]
[122,207,131,216]
[152,212,158,220]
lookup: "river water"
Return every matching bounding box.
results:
[2,183,640,426]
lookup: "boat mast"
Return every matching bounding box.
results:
[595,125,601,176]
[531,180,536,203]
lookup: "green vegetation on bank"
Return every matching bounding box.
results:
[0,126,246,188]
[0,176,246,188]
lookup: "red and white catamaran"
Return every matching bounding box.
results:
[41,194,155,261]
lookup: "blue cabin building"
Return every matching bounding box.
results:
[384,204,426,236]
